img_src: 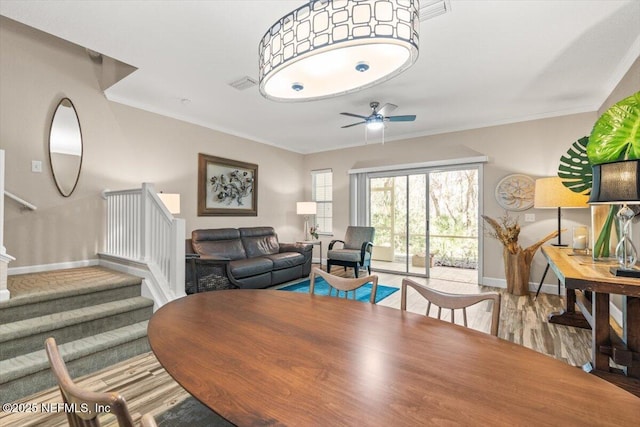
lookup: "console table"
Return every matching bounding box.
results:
[541,246,640,395]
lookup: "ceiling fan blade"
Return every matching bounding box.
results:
[341,121,366,128]
[378,103,398,117]
[387,115,416,122]
[340,112,369,119]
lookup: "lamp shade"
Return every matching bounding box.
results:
[534,177,589,208]
[588,159,640,204]
[296,201,317,215]
[158,193,181,214]
[258,0,419,102]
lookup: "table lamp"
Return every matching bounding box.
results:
[588,159,640,277]
[534,177,589,246]
[296,202,317,240]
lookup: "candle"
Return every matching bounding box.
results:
[572,226,589,253]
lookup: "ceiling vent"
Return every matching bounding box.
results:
[419,0,451,21]
[229,76,258,91]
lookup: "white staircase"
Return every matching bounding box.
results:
[100,183,186,308]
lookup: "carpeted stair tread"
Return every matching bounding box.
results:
[0,297,153,360]
[0,275,142,309]
[0,321,149,384]
[5,266,142,298]
[0,279,144,324]
[0,267,152,403]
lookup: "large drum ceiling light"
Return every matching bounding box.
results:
[259,0,420,102]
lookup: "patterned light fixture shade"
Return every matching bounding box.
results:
[259,0,420,102]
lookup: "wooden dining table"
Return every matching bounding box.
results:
[147,290,639,426]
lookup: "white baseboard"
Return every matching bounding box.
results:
[481,276,566,296]
[98,253,183,311]
[8,259,99,275]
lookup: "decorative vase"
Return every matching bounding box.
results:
[503,248,530,296]
[590,205,619,261]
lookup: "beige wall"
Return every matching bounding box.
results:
[303,114,599,284]
[0,17,305,268]
[303,56,638,286]
[1,15,638,287]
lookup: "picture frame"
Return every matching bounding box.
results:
[198,153,258,216]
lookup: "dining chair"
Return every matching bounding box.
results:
[44,337,136,427]
[400,278,501,336]
[326,226,375,278]
[140,413,158,427]
[310,267,379,304]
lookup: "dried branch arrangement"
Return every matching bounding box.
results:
[482,214,560,295]
[481,214,520,254]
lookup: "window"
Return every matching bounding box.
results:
[312,169,332,234]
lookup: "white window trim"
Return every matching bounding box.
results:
[312,168,332,235]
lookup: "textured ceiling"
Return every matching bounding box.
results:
[1,0,639,154]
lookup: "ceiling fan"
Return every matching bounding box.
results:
[340,101,416,130]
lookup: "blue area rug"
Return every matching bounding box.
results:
[279,277,398,303]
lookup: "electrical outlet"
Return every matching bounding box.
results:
[31,160,42,173]
[524,214,535,222]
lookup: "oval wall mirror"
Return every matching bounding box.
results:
[49,98,83,197]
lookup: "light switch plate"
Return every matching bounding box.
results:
[524,214,535,222]
[31,160,42,173]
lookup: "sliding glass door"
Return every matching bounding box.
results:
[369,167,479,280]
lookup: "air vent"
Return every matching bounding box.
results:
[419,0,451,21]
[229,76,258,91]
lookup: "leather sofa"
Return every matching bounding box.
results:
[186,227,312,293]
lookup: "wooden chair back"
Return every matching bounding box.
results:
[140,413,158,427]
[310,267,379,304]
[44,337,135,427]
[400,278,501,336]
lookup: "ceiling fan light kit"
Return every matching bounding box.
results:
[258,0,420,102]
[341,100,416,130]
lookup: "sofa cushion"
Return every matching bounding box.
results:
[229,257,273,279]
[264,252,305,270]
[192,229,247,260]
[235,272,272,289]
[239,227,280,257]
[272,265,303,285]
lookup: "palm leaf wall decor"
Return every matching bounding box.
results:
[558,136,591,194]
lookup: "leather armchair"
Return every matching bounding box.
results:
[327,226,375,278]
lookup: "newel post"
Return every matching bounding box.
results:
[171,218,186,298]
[140,182,154,262]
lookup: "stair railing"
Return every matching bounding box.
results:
[102,183,185,306]
[4,190,37,211]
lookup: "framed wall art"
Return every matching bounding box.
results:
[198,153,258,216]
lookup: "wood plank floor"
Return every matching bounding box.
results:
[1,267,593,427]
